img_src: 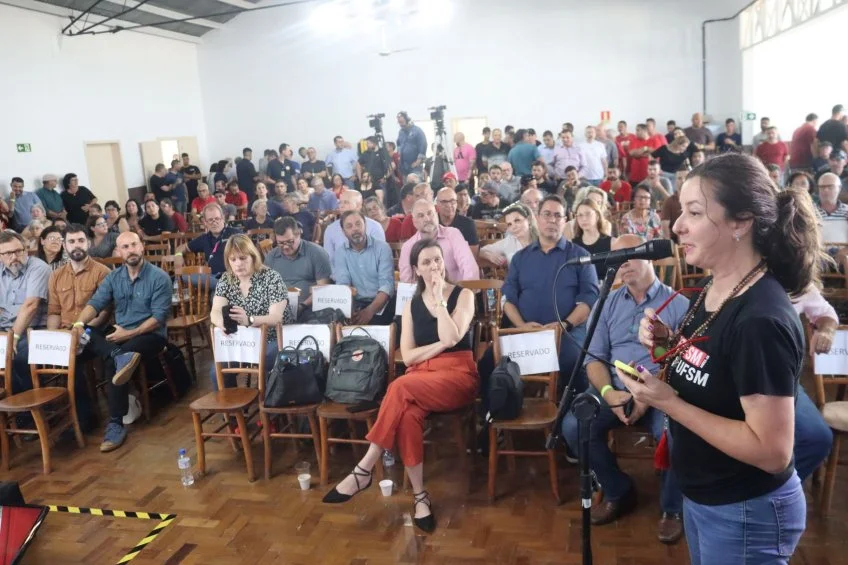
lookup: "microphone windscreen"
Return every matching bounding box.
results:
[647,239,674,260]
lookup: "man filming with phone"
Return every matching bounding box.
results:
[561,234,688,544]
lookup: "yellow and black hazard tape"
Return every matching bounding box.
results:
[48,505,176,564]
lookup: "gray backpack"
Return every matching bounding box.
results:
[325,329,388,404]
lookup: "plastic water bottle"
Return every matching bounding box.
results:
[486,289,496,311]
[172,279,180,300]
[178,449,194,486]
[382,449,395,469]
[76,327,91,355]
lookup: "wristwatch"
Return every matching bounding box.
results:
[438,300,448,308]
[564,320,574,332]
[248,315,255,326]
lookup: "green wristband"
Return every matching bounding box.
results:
[599,385,613,399]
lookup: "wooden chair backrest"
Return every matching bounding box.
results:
[94,256,124,269]
[810,323,848,408]
[144,242,170,257]
[492,325,562,400]
[176,266,212,318]
[259,239,273,255]
[210,325,267,392]
[247,228,274,244]
[654,256,680,290]
[458,279,504,328]
[0,332,14,395]
[26,329,78,394]
[821,243,848,289]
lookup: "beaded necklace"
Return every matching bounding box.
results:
[661,259,767,382]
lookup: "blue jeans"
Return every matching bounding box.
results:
[794,386,833,481]
[562,385,682,513]
[209,339,279,391]
[683,472,805,565]
[586,179,603,187]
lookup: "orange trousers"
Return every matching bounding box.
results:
[365,350,478,467]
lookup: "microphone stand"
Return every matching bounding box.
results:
[546,263,620,565]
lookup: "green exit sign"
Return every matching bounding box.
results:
[743,112,756,121]
[16,143,31,153]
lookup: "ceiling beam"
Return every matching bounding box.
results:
[214,0,257,9]
[0,0,203,43]
[115,0,225,29]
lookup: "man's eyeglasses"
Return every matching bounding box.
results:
[277,238,297,247]
[540,211,565,220]
[437,199,457,207]
[0,248,26,259]
[650,287,707,364]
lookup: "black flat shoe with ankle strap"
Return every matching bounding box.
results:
[412,490,436,533]
[322,464,373,504]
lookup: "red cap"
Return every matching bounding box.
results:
[441,172,457,181]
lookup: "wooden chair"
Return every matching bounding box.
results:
[317,324,396,485]
[489,325,563,503]
[477,256,506,280]
[457,279,503,360]
[168,266,212,383]
[93,256,124,269]
[676,244,708,289]
[134,347,180,422]
[475,220,504,241]
[189,326,265,482]
[147,254,179,277]
[654,255,680,290]
[822,243,848,289]
[259,324,329,480]
[144,242,170,257]
[258,239,273,255]
[0,330,85,474]
[163,232,190,253]
[388,242,404,271]
[287,287,301,321]
[811,326,848,514]
[247,228,274,245]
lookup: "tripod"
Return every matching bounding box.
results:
[428,121,456,189]
[546,264,621,565]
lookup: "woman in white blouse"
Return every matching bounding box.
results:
[479,203,538,267]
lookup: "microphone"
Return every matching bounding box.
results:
[565,239,674,266]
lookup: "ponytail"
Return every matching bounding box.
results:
[766,188,824,295]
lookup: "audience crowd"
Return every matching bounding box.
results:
[2,108,846,550]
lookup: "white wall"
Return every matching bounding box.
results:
[743,4,848,138]
[705,18,743,128]
[0,4,207,197]
[198,0,750,160]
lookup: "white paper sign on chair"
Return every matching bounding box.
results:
[814,329,848,375]
[282,324,332,358]
[395,283,417,317]
[498,330,559,375]
[312,285,352,318]
[213,327,262,364]
[28,330,73,367]
[0,335,8,370]
[342,325,391,355]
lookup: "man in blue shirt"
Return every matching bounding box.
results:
[561,234,689,544]
[325,136,358,187]
[507,129,542,176]
[500,195,599,385]
[333,210,395,325]
[715,118,743,154]
[323,190,386,264]
[74,232,172,453]
[163,160,188,214]
[396,112,427,176]
[308,178,339,212]
[6,177,41,230]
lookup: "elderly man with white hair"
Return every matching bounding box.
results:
[816,172,848,245]
[322,190,385,263]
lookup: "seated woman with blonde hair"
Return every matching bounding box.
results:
[209,234,292,389]
[323,239,478,534]
[564,187,613,240]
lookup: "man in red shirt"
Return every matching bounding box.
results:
[789,113,819,171]
[616,120,637,172]
[190,182,216,215]
[599,166,632,204]
[755,127,790,171]
[627,124,661,184]
[224,180,249,216]
[646,118,668,147]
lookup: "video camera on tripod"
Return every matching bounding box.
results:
[429,105,447,135]
[426,105,455,188]
[368,113,385,132]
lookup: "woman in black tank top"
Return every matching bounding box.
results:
[323,239,478,534]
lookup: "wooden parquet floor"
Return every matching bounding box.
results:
[4,351,846,565]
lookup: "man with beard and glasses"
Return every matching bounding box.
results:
[332,210,395,325]
[47,224,111,430]
[0,231,52,408]
[398,200,478,283]
[73,231,171,453]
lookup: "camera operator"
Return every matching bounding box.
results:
[397,111,427,177]
[357,135,389,186]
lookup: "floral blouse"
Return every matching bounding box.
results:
[215,267,292,342]
[620,209,663,240]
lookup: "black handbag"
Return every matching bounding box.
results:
[264,335,327,407]
[301,307,348,325]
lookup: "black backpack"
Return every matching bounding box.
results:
[301,308,348,325]
[488,356,524,421]
[264,335,327,407]
[326,329,388,404]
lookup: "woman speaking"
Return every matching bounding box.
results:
[619,153,819,564]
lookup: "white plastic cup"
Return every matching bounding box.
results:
[298,473,311,490]
[379,479,393,497]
